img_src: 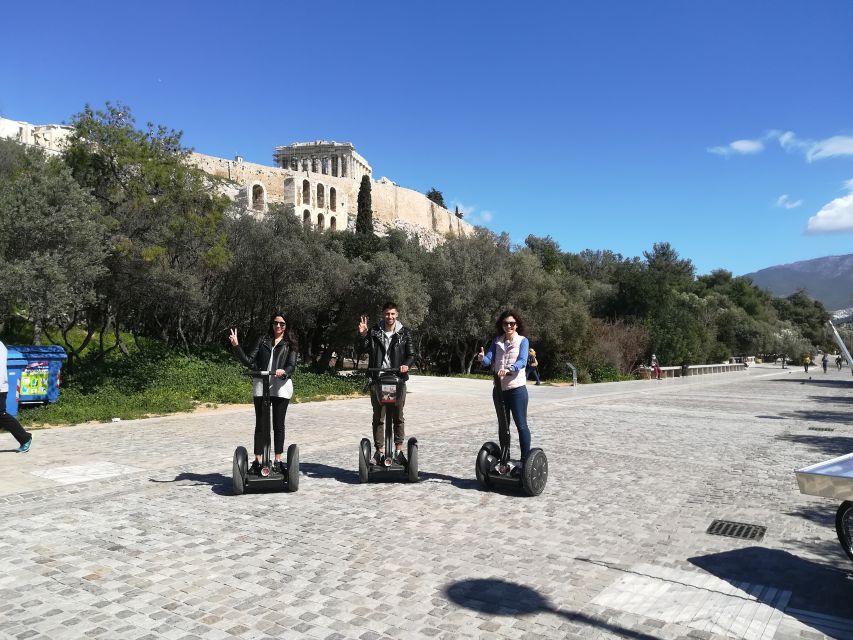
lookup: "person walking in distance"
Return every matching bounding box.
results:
[0,340,33,453]
[526,347,541,385]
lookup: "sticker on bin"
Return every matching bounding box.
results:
[20,361,49,397]
[380,384,397,402]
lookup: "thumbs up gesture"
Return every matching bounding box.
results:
[477,346,485,362]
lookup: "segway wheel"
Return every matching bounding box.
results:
[358,438,371,483]
[286,443,300,492]
[475,441,499,490]
[407,437,419,483]
[521,448,548,497]
[232,446,248,495]
[836,501,853,564]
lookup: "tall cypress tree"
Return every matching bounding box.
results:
[356,174,373,234]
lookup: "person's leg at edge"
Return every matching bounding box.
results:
[370,385,385,461]
[251,396,267,471]
[506,386,531,462]
[393,383,406,460]
[493,382,512,471]
[0,392,32,451]
[271,397,289,467]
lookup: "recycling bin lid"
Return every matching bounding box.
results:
[10,345,68,361]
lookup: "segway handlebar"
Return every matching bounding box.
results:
[365,367,402,374]
[245,370,274,378]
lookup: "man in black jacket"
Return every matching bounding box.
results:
[357,302,416,464]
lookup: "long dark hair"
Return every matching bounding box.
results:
[494,309,526,337]
[269,311,299,350]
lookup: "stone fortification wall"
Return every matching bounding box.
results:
[0,117,475,241]
[372,178,471,237]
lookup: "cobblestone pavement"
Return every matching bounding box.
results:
[2,365,853,639]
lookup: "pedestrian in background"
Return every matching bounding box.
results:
[651,354,662,380]
[822,353,829,373]
[527,347,541,385]
[0,340,33,453]
[803,353,811,373]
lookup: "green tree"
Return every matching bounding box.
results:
[63,102,232,352]
[356,175,373,234]
[0,141,108,348]
[425,188,446,208]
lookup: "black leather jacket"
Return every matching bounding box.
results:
[359,322,416,382]
[232,336,296,378]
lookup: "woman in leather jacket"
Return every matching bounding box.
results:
[229,312,297,474]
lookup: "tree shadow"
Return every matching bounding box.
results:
[809,395,853,406]
[778,409,853,425]
[757,415,787,420]
[786,503,837,528]
[776,433,853,458]
[149,471,232,495]
[299,462,359,485]
[444,578,660,639]
[688,547,853,627]
[768,378,853,389]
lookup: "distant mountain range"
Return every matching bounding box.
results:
[745,254,853,312]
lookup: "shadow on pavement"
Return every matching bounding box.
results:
[768,378,853,389]
[444,578,659,639]
[299,462,359,484]
[149,472,232,495]
[776,433,853,458]
[419,470,481,491]
[688,547,853,627]
[786,503,837,528]
[778,409,853,425]
[809,395,853,406]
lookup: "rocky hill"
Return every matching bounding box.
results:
[746,254,853,311]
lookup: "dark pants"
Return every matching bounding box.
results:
[371,383,406,449]
[253,396,289,456]
[527,365,541,384]
[0,392,31,446]
[492,384,531,460]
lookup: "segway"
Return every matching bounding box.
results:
[233,370,299,494]
[358,368,418,483]
[475,380,547,496]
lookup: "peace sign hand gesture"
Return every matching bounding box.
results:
[228,328,239,347]
[358,315,369,336]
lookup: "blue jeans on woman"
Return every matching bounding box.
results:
[492,384,531,460]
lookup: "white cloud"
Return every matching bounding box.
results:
[807,135,853,161]
[710,130,853,162]
[449,200,494,226]
[707,138,764,156]
[776,194,803,209]
[807,194,853,233]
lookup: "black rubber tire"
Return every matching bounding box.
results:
[232,446,248,495]
[286,443,299,492]
[521,448,548,497]
[836,501,853,564]
[407,437,419,483]
[358,437,371,483]
[475,441,499,490]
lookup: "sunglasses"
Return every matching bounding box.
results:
[272,321,286,326]
[503,321,517,327]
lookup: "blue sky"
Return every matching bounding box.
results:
[3,1,853,275]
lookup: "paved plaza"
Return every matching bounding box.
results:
[1,364,853,639]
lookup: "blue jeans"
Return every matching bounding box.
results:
[492,384,531,460]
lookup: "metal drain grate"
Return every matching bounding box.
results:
[808,427,835,432]
[706,520,766,541]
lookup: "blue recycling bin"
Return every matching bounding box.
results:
[4,346,26,417]
[12,345,68,409]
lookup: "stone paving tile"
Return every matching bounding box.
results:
[1,366,853,639]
